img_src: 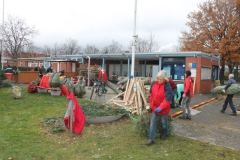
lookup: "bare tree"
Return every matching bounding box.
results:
[52,43,61,56]
[102,40,123,54]
[129,33,160,53]
[25,43,41,55]
[83,44,99,54]
[41,45,52,56]
[59,38,81,55]
[0,15,39,59]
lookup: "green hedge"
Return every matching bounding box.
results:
[0,69,4,84]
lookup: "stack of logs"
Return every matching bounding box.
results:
[107,78,150,115]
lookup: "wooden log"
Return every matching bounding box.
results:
[125,90,134,105]
[124,79,134,101]
[137,81,148,107]
[112,100,126,103]
[113,102,130,108]
[134,93,139,115]
[136,82,142,115]
[123,79,130,100]
[107,92,125,103]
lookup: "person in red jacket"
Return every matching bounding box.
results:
[147,70,173,146]
[168,77,177,108]
[179,70,194,120]
[98,66,108,93]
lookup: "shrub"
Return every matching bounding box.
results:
[1,79,12,87]
[0,69,4,85]
[135,110,173,137]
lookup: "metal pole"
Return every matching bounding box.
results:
[0,39,2,70]
[1,0,4,70]
[86,56,91,89]
[2,0,4,24]
[130,0,137,78]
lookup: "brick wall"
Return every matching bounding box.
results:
[186,56,219,94]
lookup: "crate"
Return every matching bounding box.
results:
[37,87,48,93]
[50,90,61,96]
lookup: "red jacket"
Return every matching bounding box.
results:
[184,76,194,98]
[168,78,177,90]
[150,81,172,116]
[98,70,108,83]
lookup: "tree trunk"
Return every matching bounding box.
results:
[106,81,120,94]
[236,65,239,82]
[228,65,233,74]
[220,67,225,85]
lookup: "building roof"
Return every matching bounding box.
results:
[16,51,221,62]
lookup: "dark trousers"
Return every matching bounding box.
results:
[222,95,237,113]
[179,92,183,105]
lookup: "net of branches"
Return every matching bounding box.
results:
[212,84,240,95]
[134,110,173,137]
[42,117,66,134]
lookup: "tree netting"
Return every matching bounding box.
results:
[212,84,240,94]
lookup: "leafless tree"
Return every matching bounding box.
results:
[0,15,39,59]
[59,38,81,55]
[25,43,41,55]
[41,45,52,56]
[52,43,61,56]
[83,44,99,54]
[102,40,123,54]
[128,33,160,53]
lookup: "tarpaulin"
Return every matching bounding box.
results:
[27,82,38,93]
[39,75,50,88]
[64,93,85,134]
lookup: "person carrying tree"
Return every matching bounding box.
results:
[220,73,237,116]
[147,70,173,146]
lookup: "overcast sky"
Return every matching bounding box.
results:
[1,0,205,51]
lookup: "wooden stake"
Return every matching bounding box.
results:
[107,92,125,103]
[69,100,73,134]
[137,82,148,107]
[124,79,134,101]
[123,79,130,100]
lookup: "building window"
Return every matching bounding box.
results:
[162,58,185,80]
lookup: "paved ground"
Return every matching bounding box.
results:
[17,84,240,151]
[172,93,240,151]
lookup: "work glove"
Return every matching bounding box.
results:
[222,89,226,93]
[155,107,162,113]
[182,93,186,98]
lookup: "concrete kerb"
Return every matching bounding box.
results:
[170,98,217,118]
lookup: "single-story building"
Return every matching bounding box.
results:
[14,51,220,94]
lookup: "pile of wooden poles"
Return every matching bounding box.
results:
[107,78,150,115]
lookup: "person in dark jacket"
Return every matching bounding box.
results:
[46,66,53,73]
[5,65,13,73]
[168,77,177,108]
[179,70,194,120]
[220,74,237,116]
[147,70,173,146]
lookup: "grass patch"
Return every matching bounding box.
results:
[0,87,240,159]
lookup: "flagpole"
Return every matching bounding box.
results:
[130,0,137,78]
[1,0,4,69]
